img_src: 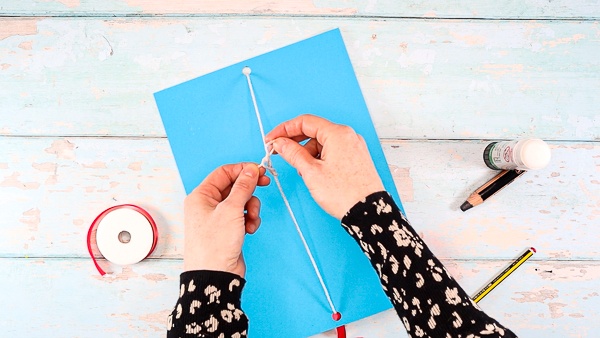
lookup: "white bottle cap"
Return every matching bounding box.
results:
[518,139,551,170]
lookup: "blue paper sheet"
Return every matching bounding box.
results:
[154,28,403,337]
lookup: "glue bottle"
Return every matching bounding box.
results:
[483,139,551,170]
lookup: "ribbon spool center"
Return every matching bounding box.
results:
[118,230,132,244]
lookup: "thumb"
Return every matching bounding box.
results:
[272,137,316,174]
[225,163,260,208]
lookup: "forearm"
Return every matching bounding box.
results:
[341,191,517,337]
[167,270,248,338]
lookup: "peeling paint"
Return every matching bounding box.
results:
[93,266,138,283]
[45,175,58,185]
[56,0,81,8]
[548,302,567,318]
[128,162,143,171]
[143,273,168,282]
[547,251,572,259]
[0,19,39,41]
[20,208,41,232]
[0,172,40,190]
[48,186,74,193]
[18,41,33,50]
[449,217,531,251]
[543,33,585,48]
[479,64,524,76]
[446,149,463,161]
[123,0,357,15]
[32,162,57,172]
[536,262,600,281]
[569,143,594,150]
[449,31,486,46]
[83,161,108,169]
[513,287,558,303]
[139,310,171,331]
[91,87,107,100]
[45,139,76,160]
[389,165,414,202]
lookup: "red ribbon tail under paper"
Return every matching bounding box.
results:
[336,325,346,338]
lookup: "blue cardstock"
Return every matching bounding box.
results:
[154,28,403,337]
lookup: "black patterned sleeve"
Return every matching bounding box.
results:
[166,270,248,338]
[341,191,517,337]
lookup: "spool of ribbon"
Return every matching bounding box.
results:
[87,204,158,275]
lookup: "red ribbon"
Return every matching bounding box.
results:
[87,204,158,275]
[336,325,347,338]
[332,312,346,338]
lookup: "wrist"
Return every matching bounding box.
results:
[342,190,390,221]
[340,183,385,218]
[184,256,245,278]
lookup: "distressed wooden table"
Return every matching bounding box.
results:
[1,1,599,337]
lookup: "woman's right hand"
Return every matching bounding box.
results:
[265,114,385,220]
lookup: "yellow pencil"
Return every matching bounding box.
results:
[472,247,536,303]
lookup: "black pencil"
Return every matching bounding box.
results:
[461,170,526,211]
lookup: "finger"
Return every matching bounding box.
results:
[244,196,261,234]
[225,163,260,208]
[245,214,261,234]
[271,137,317,174]
[303,138,322,158]
[245,196,261,219]
[265,114,339,146]
[210,163,267,201]
[258,175,271,186]
[266,135,308,156]
[191,163,245,204]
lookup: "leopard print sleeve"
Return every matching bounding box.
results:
[167,270,248,338]
[341,191,517,338]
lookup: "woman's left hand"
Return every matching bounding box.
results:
[183,162,270,278]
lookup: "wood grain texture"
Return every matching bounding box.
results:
[1,2,598,336]
[1,18,599,140]
[0,258,597,337]
[1,0,599,19]
[1,138,598,260]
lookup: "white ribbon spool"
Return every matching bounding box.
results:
[88,204,158,275]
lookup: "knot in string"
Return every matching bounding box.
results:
[259,145,276,175]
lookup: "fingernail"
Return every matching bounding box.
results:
[244,164,258,177]
[272,138,286,153]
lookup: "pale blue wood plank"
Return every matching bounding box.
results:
[0,137,185,258]
[1,137,598,260]
[0,258,596,337]
[0,258,180,337]
[0,0,599,19]
[1,18,598,140]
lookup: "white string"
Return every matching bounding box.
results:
[243,66,338,315]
